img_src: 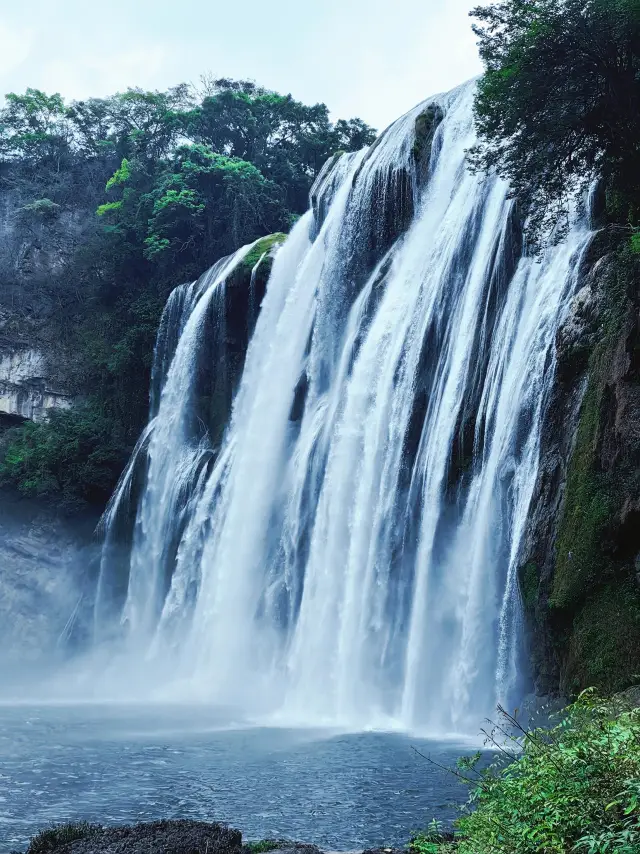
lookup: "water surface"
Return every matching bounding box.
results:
[0,704,475,853]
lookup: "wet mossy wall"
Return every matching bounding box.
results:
[529,248,640,696]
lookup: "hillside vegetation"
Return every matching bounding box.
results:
[0,79,375,508]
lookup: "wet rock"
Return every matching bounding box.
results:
[411,104,444,186]
[0,343,73,421]
[521,247,640,696]
[310,152,350,238]
[257,846,324,854]
[28,821,243,854]
[616,684,640,708]
[23,824,337,854]
[555,267,605,384]
[0,186,90,422]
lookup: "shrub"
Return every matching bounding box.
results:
[19,198,61,220]
[471,0,640,247]
[410,820,455,854]
[0,403,125,507]
[417,691,640,854]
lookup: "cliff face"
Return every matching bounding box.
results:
[521,238,640,696]
[0,489,98,670]
[0,345,73,421]
[0,187,88,422]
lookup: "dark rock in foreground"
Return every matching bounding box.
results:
[26,821,241,854]
[23,821,366,854]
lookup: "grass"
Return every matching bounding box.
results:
[25,822,101,854]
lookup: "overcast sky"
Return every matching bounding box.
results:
[0,0,482,131]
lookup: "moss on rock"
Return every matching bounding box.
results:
[550,248,640,694]
[551,344,616,609]
[565,584,640,694]
[412,104,444,175]
[519,561,540,614]
[241,233,287,273]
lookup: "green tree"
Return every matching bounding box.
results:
[0,78,376,508]
[108,84,194,161]
[470,0,640,246]
[0,404,124,507]
[144,144,287,266]
[187,78,376,211]
[98,143,288,280]
[0,88,72,168]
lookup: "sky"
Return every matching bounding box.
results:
[0,0,483,131]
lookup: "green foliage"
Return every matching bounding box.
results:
[420,692,640,854]
[471,0,640,247]
[26,822,101,854]
[187,77,376,212]
[128,145,287,269]
[19,198,61,219]
[568,586,640,695]
[0,403,125,507]
[0,88,70,167]
[410,820,455,854]
[105,157,131,189]
[0,78,375,508]
[96,200,122,217]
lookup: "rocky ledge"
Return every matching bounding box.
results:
[20,821,404,854]
[0,342,73,422]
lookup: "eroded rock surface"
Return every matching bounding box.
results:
[521,241,640,695]
[0,489,98,670]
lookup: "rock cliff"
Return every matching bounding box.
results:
[0,186,90,422]
[521,237,640,696]
[0,489,98,674]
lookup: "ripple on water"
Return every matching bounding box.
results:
[0,704,480,853]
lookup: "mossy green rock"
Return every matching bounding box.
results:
[412,104,444,184]
[520,245,640,696]
[241,233,287,273]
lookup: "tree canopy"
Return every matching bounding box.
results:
[0,79,375,277]
[470,0,640,246]
[0,78,376,507]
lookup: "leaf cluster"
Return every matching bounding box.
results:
[0,403,126,509]
[416,691,640,854]
[470,0,640,248]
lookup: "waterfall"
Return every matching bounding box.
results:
[95,82,592,733]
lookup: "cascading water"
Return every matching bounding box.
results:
[95,81,592,734]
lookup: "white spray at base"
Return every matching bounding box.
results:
[91,82,592,734]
